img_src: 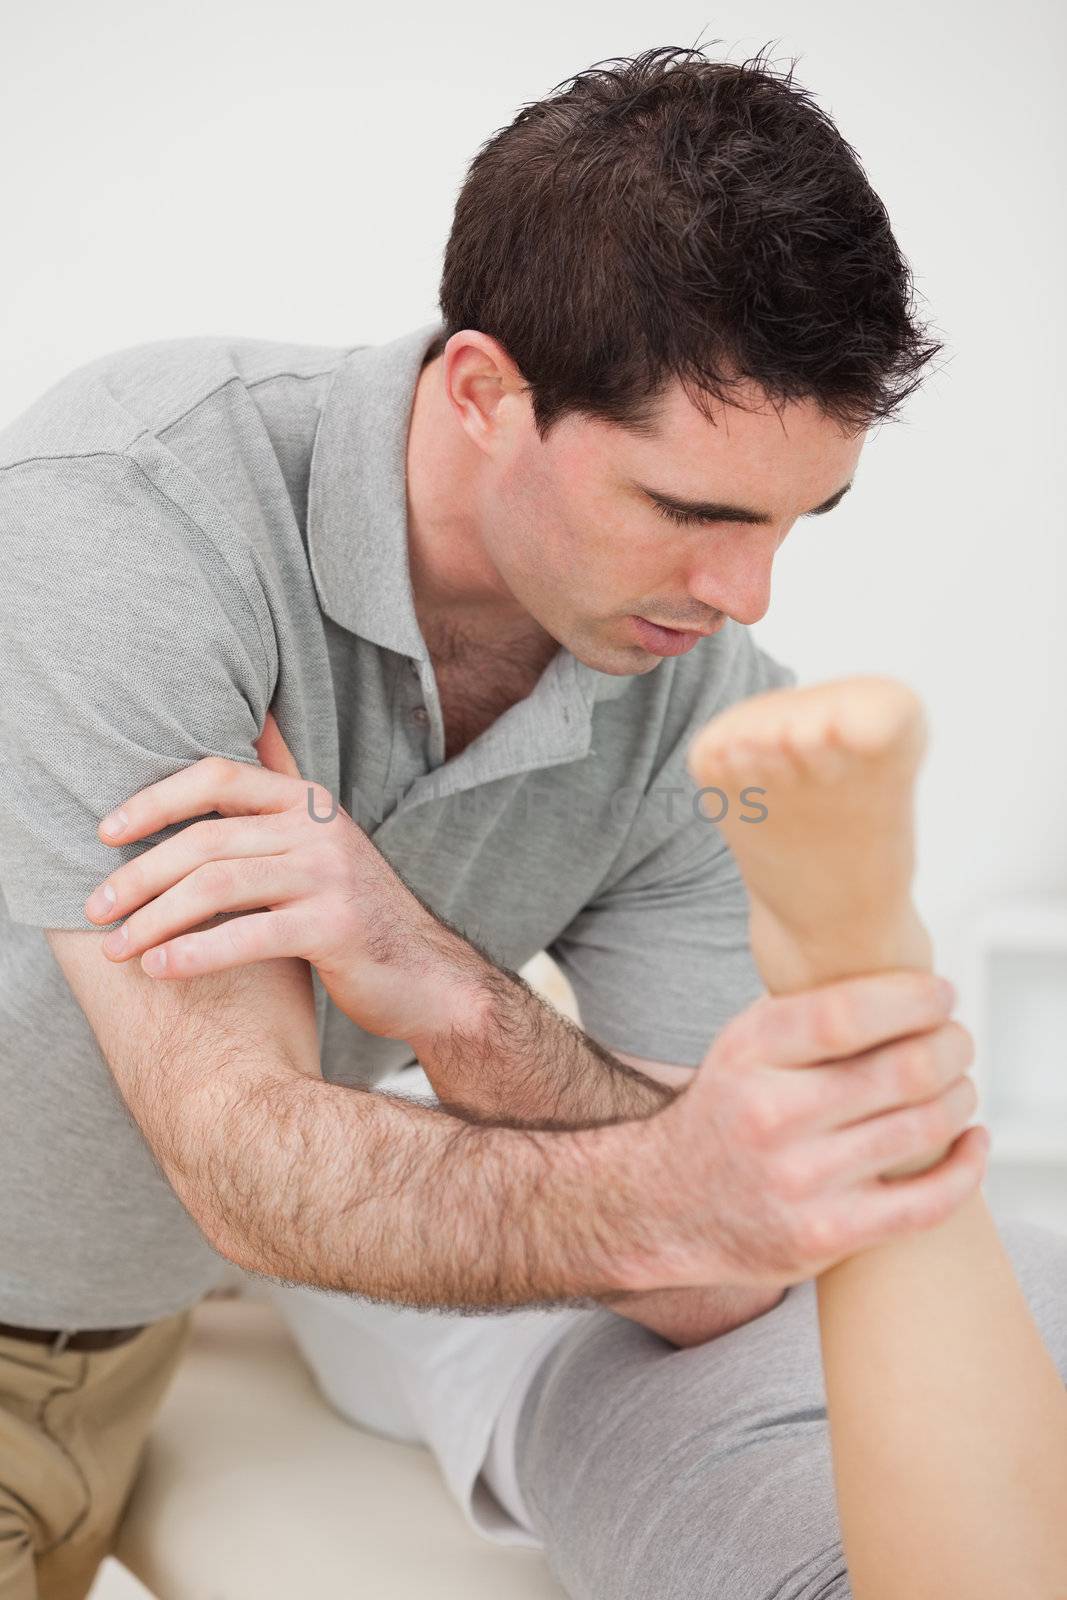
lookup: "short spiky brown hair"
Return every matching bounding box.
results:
[436,43,944,437]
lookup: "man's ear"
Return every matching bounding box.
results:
[440,329,529,454]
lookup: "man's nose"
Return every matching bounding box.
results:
[686,544,777,627]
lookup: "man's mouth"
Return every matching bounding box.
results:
[628,615,725,657]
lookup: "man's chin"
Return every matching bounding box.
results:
[567,631,662,678]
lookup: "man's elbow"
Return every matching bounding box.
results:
[44,927,322,1279]
[148,1062,313,1280]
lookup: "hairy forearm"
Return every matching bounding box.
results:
[56,926,742,1328]
[410,949,673,1128]
[408,949,780,1347]
[125,923,763,1345]
[162,1050,659,1309]
[184,1043,775,1342]
[189,1064,774,1342]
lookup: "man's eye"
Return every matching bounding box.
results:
[655,502,707,528]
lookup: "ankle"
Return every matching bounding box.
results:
[749,896,932,994]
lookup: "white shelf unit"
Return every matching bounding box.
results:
[963,900,1067,1179]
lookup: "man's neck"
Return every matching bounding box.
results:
[405,353,545,651]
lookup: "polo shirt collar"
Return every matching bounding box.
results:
[307,322,433,663]
[307,321,631,787]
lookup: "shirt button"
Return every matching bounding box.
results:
[411,704,430,727]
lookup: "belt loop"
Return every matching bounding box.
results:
[50,1329,73,1357]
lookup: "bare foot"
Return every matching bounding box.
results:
[687,676,938,1176]
[687,676,933,994]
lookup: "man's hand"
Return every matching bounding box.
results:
[82,714,489,1046]
[619,969,989,1293]
[81,712,671,1129]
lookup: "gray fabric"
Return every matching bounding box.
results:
[512,1214,1067,1599]
[0,323,793,1328]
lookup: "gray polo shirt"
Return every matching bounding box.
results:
[0,322,794,1327]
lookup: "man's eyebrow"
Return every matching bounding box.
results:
[636,480,854,524]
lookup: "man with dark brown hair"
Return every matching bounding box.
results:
[1,44,1063,1599]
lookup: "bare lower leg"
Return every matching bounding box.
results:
[689,676,1067,1600]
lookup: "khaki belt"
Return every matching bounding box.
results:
[0,1319,148,1355]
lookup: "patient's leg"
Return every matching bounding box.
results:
[688,675,1067,1600]
[512,1215,1067,1600]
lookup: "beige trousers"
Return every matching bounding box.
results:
[0,1311,193,1600]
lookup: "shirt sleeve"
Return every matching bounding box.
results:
[548,637,797,1068]
[0,454,274,929]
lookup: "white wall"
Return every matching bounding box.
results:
[4,1,1065,1206]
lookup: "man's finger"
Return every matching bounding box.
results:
[732,970,956,1072]
[85,813,289,923]
[817,1074,980,1190]
[101,855,301,963]
[98,755,308,843]
[138,907,307,980]
[789,1020,974,1136]
[837,1124,989,1253]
